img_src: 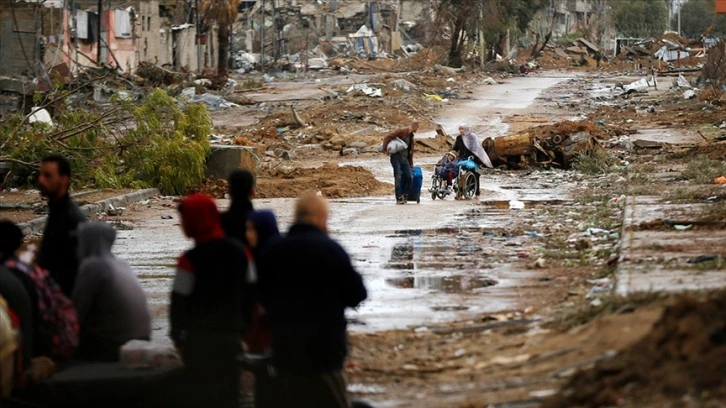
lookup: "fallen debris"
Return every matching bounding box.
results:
[482,120,622,168]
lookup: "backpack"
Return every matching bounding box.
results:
[3,260,79,360]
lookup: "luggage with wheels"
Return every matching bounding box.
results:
[408,166,422,203]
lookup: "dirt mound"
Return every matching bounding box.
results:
[256,162,390,199]
[328,47,448,73]
[544,291,726,407]
[682,141,726,161]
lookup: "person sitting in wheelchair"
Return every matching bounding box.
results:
[434,151,458,191]
[454,124,493,197]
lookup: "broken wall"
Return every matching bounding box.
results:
[0,1,64,77]
[137,0,171,66]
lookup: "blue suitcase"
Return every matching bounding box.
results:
[408,166,423,203]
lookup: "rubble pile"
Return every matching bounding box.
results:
[482,121,626,169]
[544,291,726,407]
[523,33,714,74]
[255,162,390,199]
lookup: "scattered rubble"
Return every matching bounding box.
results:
[482,121,626,169]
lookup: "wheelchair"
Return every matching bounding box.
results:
[453,157,478,200]
[428,157,478,200]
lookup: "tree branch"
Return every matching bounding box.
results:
[0,157,38,168]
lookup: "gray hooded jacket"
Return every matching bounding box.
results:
[73,222,151,347]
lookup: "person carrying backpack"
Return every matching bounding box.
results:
[0,221,79,362]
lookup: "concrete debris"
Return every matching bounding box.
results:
[622,78,653,93]
[388,79,417,92]
[483,77,497,85]
[193,78,212,87]
[672,74,692,89]
[434,64,461,75]
[232,51,258,71]
[655,47,691,62]
[683,90,696,100]
[306,58,328,70]
[190,93,239,110]
[346,84,382,97]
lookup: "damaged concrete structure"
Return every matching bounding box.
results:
[529,0,614,50]
[232,0,429,66]
[0,0,218,77]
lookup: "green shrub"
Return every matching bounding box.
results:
[1,88,212,195]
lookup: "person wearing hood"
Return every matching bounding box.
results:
[242,210,280,407]
[72,222,151,361]
[172,193,253,408]
[220,169,256,245]
[454,124,494,197]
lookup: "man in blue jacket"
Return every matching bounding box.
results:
[257,192,367,408]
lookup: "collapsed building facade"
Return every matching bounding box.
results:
[0,0,218,77]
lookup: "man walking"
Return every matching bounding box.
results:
[36,155,86,297]
[382,121,418,204]
[257,192,367,408]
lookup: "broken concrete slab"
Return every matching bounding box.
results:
[554,48,569,59]
[616,196,726,296]
[17,188,159,236]
[389,79,417,92]
[205,145,258,180]
[633,139,665,149]
[565,46,588,55]
[577,38,600,53]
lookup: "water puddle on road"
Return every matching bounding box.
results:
[385,275,497,293]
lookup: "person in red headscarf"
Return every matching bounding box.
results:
[171,193,254,408]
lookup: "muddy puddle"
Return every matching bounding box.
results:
[113,73,579,341]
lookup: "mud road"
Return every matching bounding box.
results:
[112,74,578,344]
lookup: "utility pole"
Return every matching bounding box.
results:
[97,0,102,64]
[260,0,265,74]
[479,0,485,66]
[677,2,681,36]
[195,0,201,72]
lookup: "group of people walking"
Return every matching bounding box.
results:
[382,121,493,203]
[0,155,368,408]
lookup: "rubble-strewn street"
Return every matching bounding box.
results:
[2,0,726,406]
[6,66,723,407]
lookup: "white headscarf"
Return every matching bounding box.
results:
[459,124,493,168]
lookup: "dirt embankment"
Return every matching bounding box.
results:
[545,291,726,407]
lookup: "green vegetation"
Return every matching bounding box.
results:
[553,32,583,46]
[609,0,668,37]
[572,149,620,175]
[0,88,211,195]
[680,157,726,184]
[676,0,726,38]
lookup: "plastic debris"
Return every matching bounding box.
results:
[28,107,53,126]
[509,200,525,210]
[423,93,443,102]
[683,89,696,100]
[346,84,382,97]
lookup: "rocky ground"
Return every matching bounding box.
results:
[2,47,726,407]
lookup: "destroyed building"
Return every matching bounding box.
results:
[0,0,219,77]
